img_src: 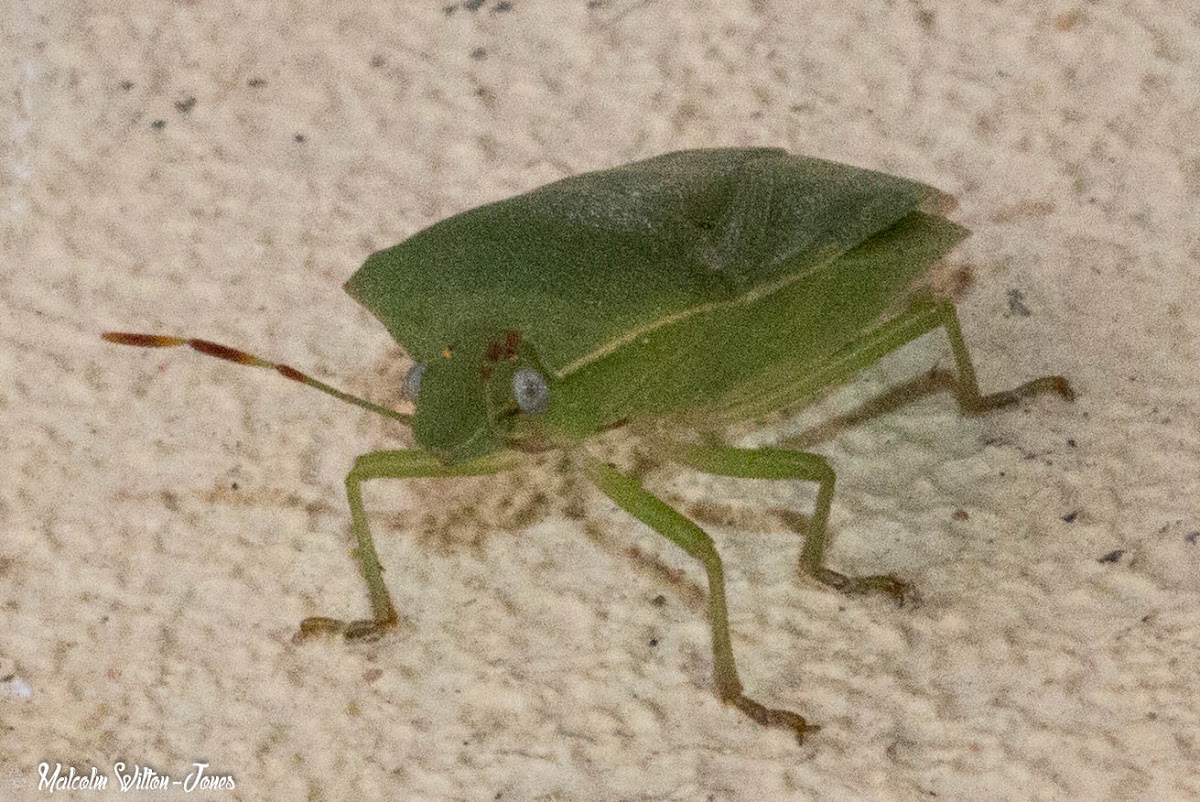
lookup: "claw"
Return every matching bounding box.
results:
[814,568,910,605]
[294,611,398,643]
[343,616,398,642]
[295,616,347,642]
[727,695,818,744]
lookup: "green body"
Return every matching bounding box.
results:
[347,148,965,459]
[107,148,1072,742]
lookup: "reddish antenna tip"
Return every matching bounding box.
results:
[189,338,258,365]
[275,364,305,383]
[102,332,185,348]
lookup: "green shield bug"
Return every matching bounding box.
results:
[105,148,1073,742]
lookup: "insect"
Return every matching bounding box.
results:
[105,148,1073,742]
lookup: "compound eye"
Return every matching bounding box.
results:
[402,363,427,401]
[511,367,549,415]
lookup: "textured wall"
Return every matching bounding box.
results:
[3,1,1198,799]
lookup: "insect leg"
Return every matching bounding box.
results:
[583,455,815,743]
[298,449,519,642]
[716,299,1073,423]
[663,442,906,600]
[932,301,1075,414]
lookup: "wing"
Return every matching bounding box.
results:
[345,148,951,373]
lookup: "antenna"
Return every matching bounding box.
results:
[102,332,411,425]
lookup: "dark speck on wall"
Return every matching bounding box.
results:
[469,47,487,60]
[370,54,386,68]
[247,77,267,88]
[293,133,306,143]
[1061,510,1079,523]
[118,79,134,91]
[494,0,513,10]
[150,119,166,130]
[1186,531,1199,545]
[1007,288,1032,317]
[174,96,197,113]
[1097,549,1125,564]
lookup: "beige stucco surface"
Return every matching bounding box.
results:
[3,1,1199,799]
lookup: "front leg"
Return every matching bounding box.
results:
[664,441,907,601]
[298,449,519,642]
